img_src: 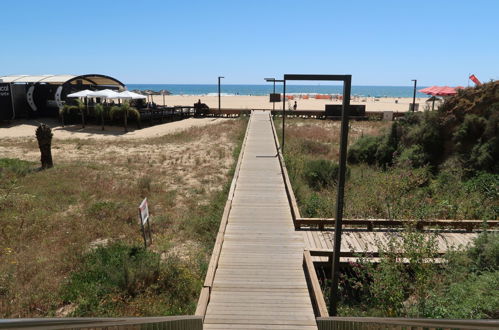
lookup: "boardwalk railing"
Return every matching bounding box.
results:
[195,113,252,319]
[0,316,203,330]
[316,317,499,330]
[303,250,329,318]
[296,218,499,231]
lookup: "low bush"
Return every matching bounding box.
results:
[396,145,427,168]
[347,135,380,165]
[336,231,499,319]
[61,243,200,316]
[0,158,34,177]
[303,159,340,191]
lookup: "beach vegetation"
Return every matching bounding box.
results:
[347,81,499,176]
[0,118,247,317]
[277,82,499,318]
[335,232,499,319]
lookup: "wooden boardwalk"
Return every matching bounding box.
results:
[204,111,317,330]
[303,230,478,263]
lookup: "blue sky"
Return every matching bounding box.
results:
[1,0,498,86]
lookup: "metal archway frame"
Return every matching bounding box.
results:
[64,74,125,88]
[282,74,352,316]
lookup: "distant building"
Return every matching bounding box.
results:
[0,74,124,120]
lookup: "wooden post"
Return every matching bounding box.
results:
[147,218,152,245]
[139,208,147,248]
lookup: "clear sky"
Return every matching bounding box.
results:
[1,0,498,86]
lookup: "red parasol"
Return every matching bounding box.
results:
[419,86,464,96]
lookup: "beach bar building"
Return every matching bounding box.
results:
[0,74,124,120]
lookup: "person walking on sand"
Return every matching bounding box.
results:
[293,101,297,111]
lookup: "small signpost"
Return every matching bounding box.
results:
[139,198,152,248]
[269,93,281,102]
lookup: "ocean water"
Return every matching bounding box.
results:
[126,84,429,98]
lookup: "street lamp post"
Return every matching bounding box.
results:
[265,78,278,111]
[411,79,417,111]
[265,78,285,150]
[218,76,224,112]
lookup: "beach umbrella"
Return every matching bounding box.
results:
[115,90,147,99]
[419,86,460,96]
[67,89,93,98]
[87,89,121,99]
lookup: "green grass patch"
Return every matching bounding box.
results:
[61,243,200,316]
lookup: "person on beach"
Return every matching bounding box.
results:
[293,101,297,111]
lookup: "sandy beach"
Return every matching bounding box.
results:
[0,117,229,140]
[151,95,434,112]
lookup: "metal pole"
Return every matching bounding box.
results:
[273,80,276,111]
[412,79,417,111]
[282,80,286,151]
[218,76,224,113]
[329,75,351,316]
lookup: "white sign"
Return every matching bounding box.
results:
[139,198,149,224]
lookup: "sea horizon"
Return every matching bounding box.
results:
[126,84,431,98]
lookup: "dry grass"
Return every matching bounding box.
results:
[0,118,247,317]
[275,118,390,160]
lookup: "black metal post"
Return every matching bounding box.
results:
[330,75,351,316]
[282,80,286,151]
[218,76,224,112]
[411,79,417,111]
[273,80,276,111]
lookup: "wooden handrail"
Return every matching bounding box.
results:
[296,218,499,231]
[303,250,329,317]
[0,316,203,330]
[316,317,499,329]
[309,248,446,258]
[268,114,302,223]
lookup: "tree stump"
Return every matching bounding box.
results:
[35,124,53,169]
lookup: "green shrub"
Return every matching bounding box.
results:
[61,243,199,316]
[465,172,499,200]
[0,158,33,177]
[375,122,400,168]
[347,88,499,175]
[86,201,122,219]
[402,112,443,166]
[420,271,499,319]
[62,244,160,315]
[454,114,488,152]
[347,135,380,165]
[396,145,427,168]
[303,159,341,190]
[303,193,330,218]
[468,139,499,174]
[467,232,499,272]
